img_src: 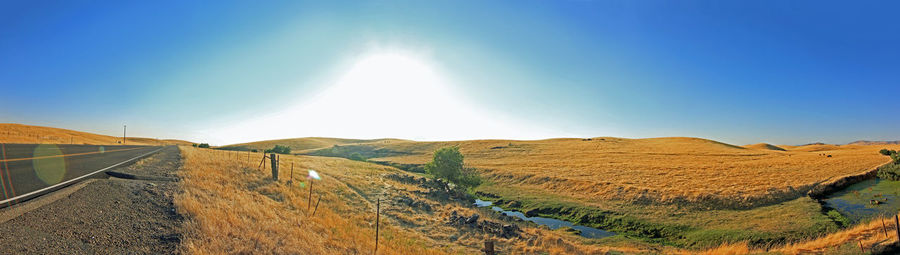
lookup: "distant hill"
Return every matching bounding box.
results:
[847,140,900,146]
[744,143,787,151]
[0,123,193,145]
[217,137,408,152]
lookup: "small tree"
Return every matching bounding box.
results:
[425,146,464,183]
[265,145,291,154]
[192,143,198,147]
[425,146,480,188]
[198,143,210,148]
[880,149,894,156]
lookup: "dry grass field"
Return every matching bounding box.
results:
[318,137,899,209]
[294,137,900,248]
[0,123,192,145]
[175,147,667,254]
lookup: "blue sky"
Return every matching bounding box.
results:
[1,1,898,145]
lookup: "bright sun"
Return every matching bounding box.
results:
[207,50,562,144]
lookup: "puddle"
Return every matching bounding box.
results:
[823,178,900,223]
[474,199,615,239]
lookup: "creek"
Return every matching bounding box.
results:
[474,199,615,239]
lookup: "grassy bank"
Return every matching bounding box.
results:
[476,182,841,250]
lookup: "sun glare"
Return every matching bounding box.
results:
[207,50,561,144]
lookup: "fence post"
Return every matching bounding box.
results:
[883,217,888,238]
[895,214,900,242]
[374,198,380,255]
[308,180,314,212]
[312,195,322,216]
[483,241,495,255]
[270,153,278,181]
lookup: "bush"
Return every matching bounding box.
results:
[879,149,894,156]
[198,143,210,148]
[425,146,481,189]
[348,152,366,161]
[265,145,291,154]
[879,163,900,181]
[251,149,258,152]
[192,144,198,147]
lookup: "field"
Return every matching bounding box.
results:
[275,137,900,248]
[5,124,900,253]
[175,147,661,254]
[0,123,192,146]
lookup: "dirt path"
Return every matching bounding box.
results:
[0,146,183,254]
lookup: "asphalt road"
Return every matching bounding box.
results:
[0,144,163,207]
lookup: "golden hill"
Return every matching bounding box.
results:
[0,123,192,145]
[218,137,408,152]
[743,143,787,151]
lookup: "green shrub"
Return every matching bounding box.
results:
[879,149,894,156]
[348,152,366,161]
[425,146,481,189]
[265,145,291,154]
[192,144,198,147]
[251,149,258,152]
[198,143,210,148]
[878,163,900,181]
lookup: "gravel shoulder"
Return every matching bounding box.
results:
[0,146,183,254]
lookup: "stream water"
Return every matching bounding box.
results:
[823,178,900,223]
[474,199,615,239]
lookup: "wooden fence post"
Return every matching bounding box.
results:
[289,162,294,184]
[307,180,314,212]
[312,195,322,216]
[374,198,380,255]
[895,214,900,242]
[271,153,278,181]
[883,217,888,238]
[483,241,495,255]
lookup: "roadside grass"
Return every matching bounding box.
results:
[174,147,444,254]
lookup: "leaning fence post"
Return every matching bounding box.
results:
[883,217,888,238]
[270,153,278,181]
[312,195,322,216]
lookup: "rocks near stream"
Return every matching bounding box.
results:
[447,211,521,238]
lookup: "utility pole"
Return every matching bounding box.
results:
[123,125,127,145]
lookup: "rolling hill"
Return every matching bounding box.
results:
[0,123,193,146]
[217,137,408,152]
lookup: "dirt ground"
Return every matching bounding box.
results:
[0,146,183,254]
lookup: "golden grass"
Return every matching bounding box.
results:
[356,137,900,208]
[175,147,445,254]
[0,123,192,145]
[700,213,900,254]
[175,147,661,254]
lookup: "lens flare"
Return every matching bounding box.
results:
[32,144,67,185]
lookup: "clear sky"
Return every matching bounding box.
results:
[1,1,898,146]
